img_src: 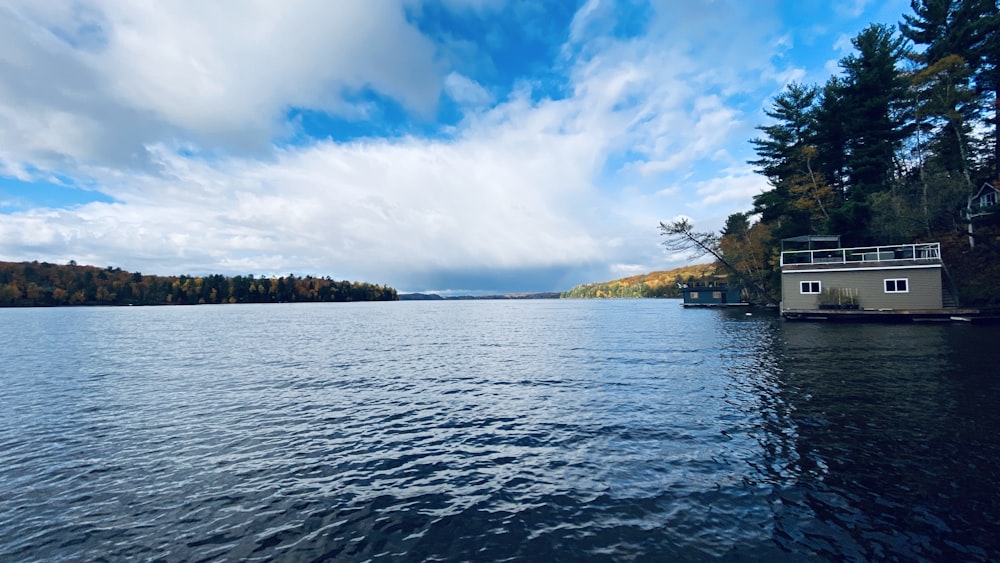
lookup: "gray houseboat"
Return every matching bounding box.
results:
[679,284,745,307]
[779,236,975,321]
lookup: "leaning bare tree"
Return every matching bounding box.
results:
[658,218,779,306]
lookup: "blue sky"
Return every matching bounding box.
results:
[0,0,912,294]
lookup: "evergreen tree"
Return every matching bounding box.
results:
[902,0,1000,176]
[812,77,851,194]
[840,24,912,200]
[748,83,819,238]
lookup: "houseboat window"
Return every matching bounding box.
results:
[800,281,821,294]
[884,278,909,293]
[712,291,722,299]
[689,291,699,299]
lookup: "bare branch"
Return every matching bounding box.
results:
[658,219,780,306]
[658,219,720,257]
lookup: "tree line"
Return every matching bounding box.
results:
[0,261,398,306]
[664,0,1000,306]
[561,280,679,299]
[560,264,717,298]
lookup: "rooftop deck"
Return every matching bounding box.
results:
[780,242,941,268]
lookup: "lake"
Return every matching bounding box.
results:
[1,300,998,561]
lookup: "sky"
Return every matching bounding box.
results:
[0,0,914,294]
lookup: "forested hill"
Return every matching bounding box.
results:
[0,261,398,306]
[561,264,716,298]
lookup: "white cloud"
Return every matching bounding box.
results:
[0,101,613,280]
[772,66,808,86]
[835,0,869,19]
[443,72,493,107]
[102,2,440,125]
[695,167,769,206]
[608,263,650,277]
[833,33,854,56]
[567,0,603,46]
[0,1,442,170]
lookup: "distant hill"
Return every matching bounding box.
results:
[398,293,445,301]
[446,292,561,300]
[560,263,719,298]
[399,292,560,301]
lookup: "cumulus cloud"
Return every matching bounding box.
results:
[0,97,612,281]
[0,1,442,171]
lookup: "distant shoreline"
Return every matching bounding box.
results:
[399,292,561,301]
[0,260,397,307]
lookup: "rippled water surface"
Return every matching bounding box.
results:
[2,300,999,561]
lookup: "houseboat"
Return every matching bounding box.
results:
[779,235,977,321]
[679,283,747,307]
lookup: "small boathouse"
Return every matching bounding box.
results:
[779,236,976,321]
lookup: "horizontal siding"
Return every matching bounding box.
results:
[781,266,942,310]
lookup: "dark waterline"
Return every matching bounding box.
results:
[1,301,998,561]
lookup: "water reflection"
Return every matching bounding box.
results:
[756,320,1000,560]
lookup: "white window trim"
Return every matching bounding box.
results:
[884,278,909,293]
[800,281,821,294]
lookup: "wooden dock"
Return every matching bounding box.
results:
[781,307,982,323]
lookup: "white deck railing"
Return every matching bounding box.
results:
[780,242,941,267]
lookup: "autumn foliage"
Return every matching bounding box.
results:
[0,261,398,307]
[561,264,717,299]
